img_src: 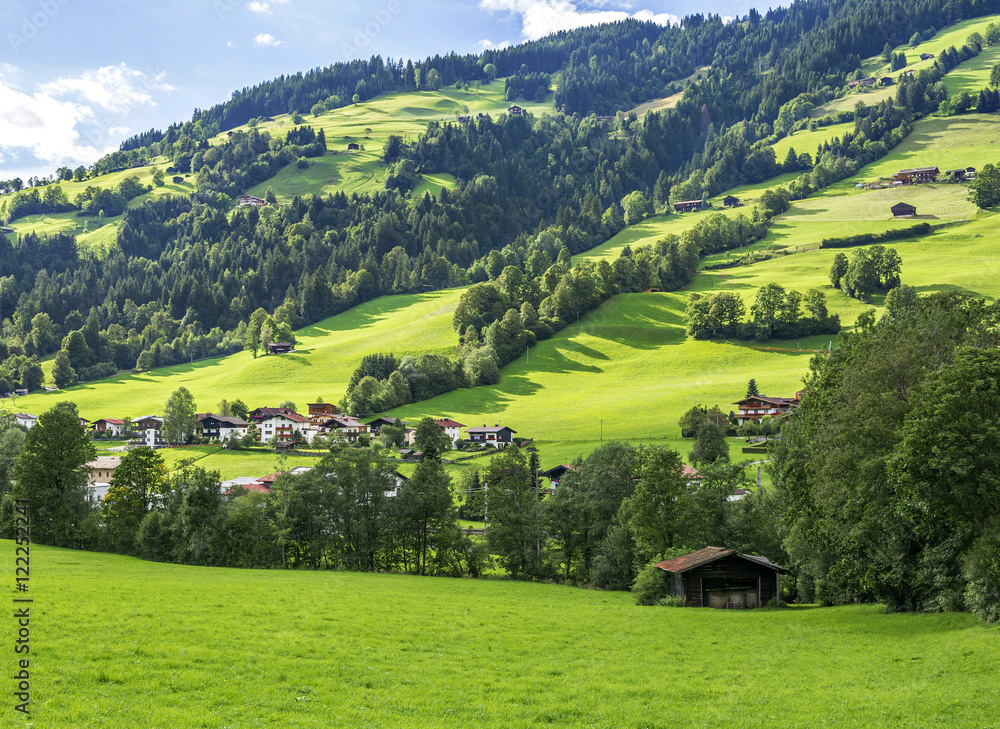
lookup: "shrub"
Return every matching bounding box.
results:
[632,561,669,605]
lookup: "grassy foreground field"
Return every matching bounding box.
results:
[2,543,997,728]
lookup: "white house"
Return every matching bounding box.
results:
[259,412,313,444]
[14,413,37,429]
[433,419,466,447]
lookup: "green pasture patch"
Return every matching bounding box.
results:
[411,172,458,199]
[4,543,998,727]
[771,122,856,161]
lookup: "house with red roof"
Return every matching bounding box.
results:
[732,392,803,424]
[433,418,466,446]
[91,418,126,436]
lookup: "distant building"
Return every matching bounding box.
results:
[466,425,517,449]
[879,76,894,86]
[433,419,466,446]
[456,115,472,123]
[723,195,740,207]
[91,418,126,436]
[248,407,298,423]
[893,167,939,184]
[308,403,338,419]
[733,393,803,424]
[267,342,294,354]
[507,105,523,117]
[347,142,360,150]
[848,77,876,88]
[197,414,250,441]
[367,416,405,435]
[13,413,37,430]
[920,53,934,61]
[674,199,706,213]
[891,202,917,217]
[1,227,14,235]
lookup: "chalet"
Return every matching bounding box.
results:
[322,415,370,443]
[385,472,408,497]
[540,464,577,488]
[347,142,360,150]
[891,202,917,217]
[920,52,934,60]
[91,418,126,436]
[132,415,162,434]
[130,415,167,448]
[433,418,466,445]
[893,167,938,184]
[723,195,740,207]
[258,412,312,444]
[944,168,967,181]
[466,424,517,449]
[733,393,802,424]
[1,227,14,234]
[508,105,523,117]
[367,416,405,435]
[674,199,706,213]
[268,342,294,354]
[307,402,338,419]
[13,413,37,430]
[656,546,790,608]
[197,414,250,441]
[848,77,876,88]
[879,76,894,86]
[247,407,298,423]
[903,69,916,77]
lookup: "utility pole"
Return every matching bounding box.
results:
[600,419,603,444]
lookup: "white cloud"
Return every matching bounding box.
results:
[254,33,284,47]
[40,63,173,114]
[476,38,512,51]
[0,79,113,173]
[248,1,271,13]
[480,0,678,40]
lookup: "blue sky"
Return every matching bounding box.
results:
[0,0,757,181]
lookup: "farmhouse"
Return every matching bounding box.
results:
[893,167,938,184]
[308,402,338,419]
[322,415,370,443]
[367,416,405,435]
[723,195,740,207]
[433,418,466,446]
[258,412,312,444]
[91,418,126,436]
[508,105,523,116]
[267,342,295,354]
[920,52,934,60]
[540,464,578,488]
[13,413,37,430]
[879,76,894,86]
[733,393,802,423]
[674,199,706,213]
[248,406,299,423]
[238,195,268,207]
[903,69,916,77]
[891,202,917,217]
[466,424,517,448]
[655,546,790,608]
[848,77,876,88]
[197,414,250,441]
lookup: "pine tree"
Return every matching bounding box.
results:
[746,378,760,397]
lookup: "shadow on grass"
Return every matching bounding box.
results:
[915,283,993,300]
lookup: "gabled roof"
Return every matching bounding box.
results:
[434,419,465,428]
[198,413,250,426]
[682,464,703,479]
[733,395,797,407]
[466,425,517,434]
[14,413,37,420]
[368,416,405,427]
[897,167,939,174]
[655,546,789,574]
[262,412,310,424]
[94,418,125,425]
[540,464,577,478]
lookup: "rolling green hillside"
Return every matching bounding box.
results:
[4,543,998,728]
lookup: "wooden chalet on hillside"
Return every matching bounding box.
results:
[723,195,740,207]
[891,202,917,217]
[367,416,406,435]
[733,393,803,423]
[308,402,338,419]
[848,77,876,88]
[347,142,360,150]
[91,418,126,436]
[248,406,299,423]
[508,105,523,117]
[920,52,934,60]
[893,167,939,184]
[656,546,790,608]
[674,199,706,213]
[197,414,250,441]
[268,342,294,354]
[879,76,894,86]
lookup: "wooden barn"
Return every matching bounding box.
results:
[891,202,917,217]
[656,546,789,609]
[674,199,706,213]
[268,342,295,354]
[723,195,740,207]
[347,142,360,150]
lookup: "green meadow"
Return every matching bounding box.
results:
[771,121,855,160]
[2,543,998,728]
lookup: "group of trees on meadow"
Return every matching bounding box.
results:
[829,245,902,302]
[772,293,1000,621]
[685,284,841,341]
